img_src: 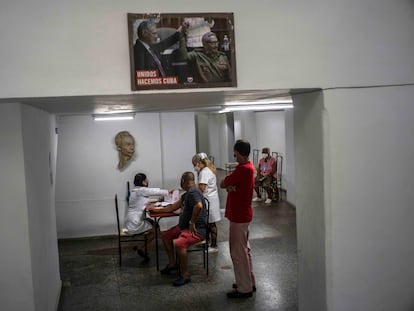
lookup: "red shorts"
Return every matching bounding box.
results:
[161,225,204,250]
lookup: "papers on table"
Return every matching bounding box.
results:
[153,201,171,207]
[148,197,160,203]
[164,189,179,203]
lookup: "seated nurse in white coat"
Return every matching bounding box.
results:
[124,173,171,234]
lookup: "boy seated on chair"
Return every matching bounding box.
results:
[252,147,277,204]
[147,171,207,287]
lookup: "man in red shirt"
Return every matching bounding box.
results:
[220,139,256,298]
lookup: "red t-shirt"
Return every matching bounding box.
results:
[223,161,255,223]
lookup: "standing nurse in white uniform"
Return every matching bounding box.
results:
[192,153,221,252]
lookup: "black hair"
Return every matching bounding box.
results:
[181,171,195,183]
[134,173,147,186]
[234,139,251,156]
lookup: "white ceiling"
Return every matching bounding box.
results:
[0,88,317,115]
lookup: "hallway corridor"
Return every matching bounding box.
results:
[57,171,297,311]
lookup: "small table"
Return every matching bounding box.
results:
[147,209,180,270]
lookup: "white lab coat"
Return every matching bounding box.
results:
[124,186,168,234]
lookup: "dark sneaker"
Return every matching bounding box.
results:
[172,276,191,287]
[160,264,178,275]
[227,290,253,298]
[232,283,256,292]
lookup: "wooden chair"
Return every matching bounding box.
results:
[114,194,150,267]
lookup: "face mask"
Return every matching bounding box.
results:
[262,153,268,158]
[194,166,200,172]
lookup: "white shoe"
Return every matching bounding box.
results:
[252,197,262,202]
[208,246,219,253]
[265,198,272,204]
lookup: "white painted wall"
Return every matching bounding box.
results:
[293,92,327,311]
[234,111,257,149]
[55,112,195,238]
[1,0,413,96]
[323,86,414,311]
[255,111,286,156]
[209,113,232,168]
[285,109,296,205]
[195,113,210,155]
[160,112,196,187]
[21,105,61,311]
[0,104,35,311]
[294,86,414,311]
[0,103,60,311]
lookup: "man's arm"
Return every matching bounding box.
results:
[155,31,180,52]
[198,183,207,192]
[220,178,236,192]
[189,201,202,235]
[190,202,202,224]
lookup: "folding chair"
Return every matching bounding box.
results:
[271,152,283,201]
[114,194,150,266]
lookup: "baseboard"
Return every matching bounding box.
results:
[284,200,296,209]
[58,234,117,242]
[55,279,62,311]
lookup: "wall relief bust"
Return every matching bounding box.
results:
[114,131,135,170]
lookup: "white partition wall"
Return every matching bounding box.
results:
[0,104,61,311]
[322,86,414,311]
[294,92,327,310]
[285,109,296,206]
[160,112,196,188]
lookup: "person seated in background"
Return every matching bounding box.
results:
[147,171,207,287]
[252,147,277,204]
[123,173,173,259]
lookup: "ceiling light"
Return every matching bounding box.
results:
[224,99,293,106]
[92,113,135,121]
[218,104,293,113]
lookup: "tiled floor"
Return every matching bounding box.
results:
[58,171,297,311]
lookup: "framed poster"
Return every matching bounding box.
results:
[127,12,236,91]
